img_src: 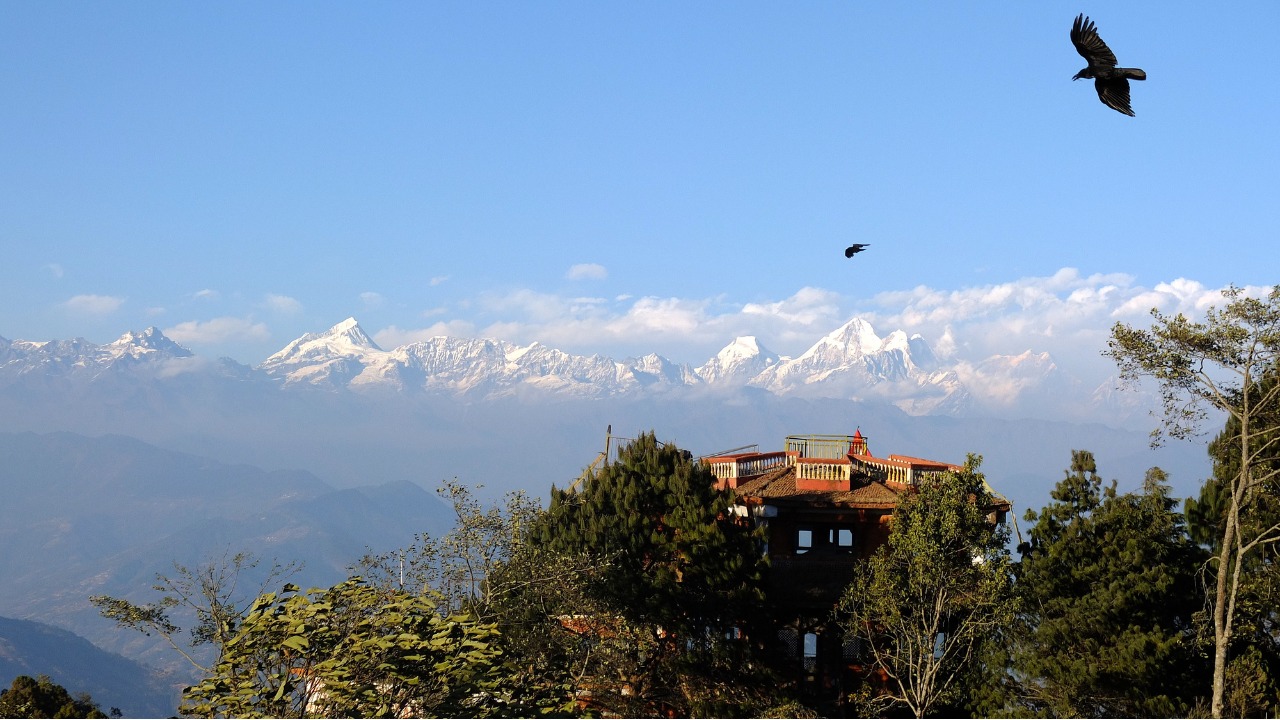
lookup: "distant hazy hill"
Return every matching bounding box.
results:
[0,431,456,676]
[0,615,175,718]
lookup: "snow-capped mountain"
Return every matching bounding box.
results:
[696,336,782,384]
[259,317,390,388]
[254,319,704,398]
[0,327,196,381]
[246,316,986,413]
[742,318,965,413]
[0,315,1097,420]
[754,318,924,390]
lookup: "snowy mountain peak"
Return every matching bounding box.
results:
[720,336,764,361]
[321,317,381,351]
[799,317,883,363]
[262,317,382,367]
[697,336,782,384]
[107,327,193,359]
[882,329,910,354]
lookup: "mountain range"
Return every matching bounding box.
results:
[1,315,1138,424]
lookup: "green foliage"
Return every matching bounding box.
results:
[0,675,108,719]
[180,578,510,718]
[356,480,599,715]
[835,456,1016,719]
[538,432,765,634]
[532,431,774,717]
[1009,452,1207,717]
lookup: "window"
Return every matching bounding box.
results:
[802,632,818,673]
[798,525,854,555]
[829,527,855,552]
[796,528,813,554]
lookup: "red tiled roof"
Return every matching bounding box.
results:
[886,453,961,470]
[732,465,904,508]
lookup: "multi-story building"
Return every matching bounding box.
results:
[703,429,1012,702]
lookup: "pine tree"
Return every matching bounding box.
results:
[1012,451,1208,716]
[533,431,771,716]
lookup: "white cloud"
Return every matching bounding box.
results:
[1108,278,1264,319]
[164,317,270,345]
[429,275,449,287]
[565,263,608,281]
[62,294,124,315]
[46,263,64,279]
[193,289,220,301]
[604,297,707,336]
[263,293,303,315]
[857,270,1269,387]
[360,292,385,309]
[742,287,842,326]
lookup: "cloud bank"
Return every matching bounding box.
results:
[165,317,270,346]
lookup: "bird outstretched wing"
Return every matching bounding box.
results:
[844,244,870,258]
[1071,14,1117,68]
[1095,78,1134,116]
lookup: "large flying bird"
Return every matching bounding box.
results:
[844,243,870,258]
[1071,14,1146,116]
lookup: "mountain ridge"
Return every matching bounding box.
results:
[0,315,1150,426]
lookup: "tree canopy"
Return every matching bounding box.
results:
[531,431,774,717]
[180,578,511,718]
[1011,452,1206,716]
[835,457,1016,718]
[0,675,109,719]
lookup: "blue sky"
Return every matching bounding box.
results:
[3,1,1278,388]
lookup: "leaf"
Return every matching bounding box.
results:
[281,635,309,653]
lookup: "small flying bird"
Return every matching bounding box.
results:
[1071,13,1146,116]
[844,243,870,258]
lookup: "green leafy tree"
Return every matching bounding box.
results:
[835,456,1016,719]
[356,480,604,715]
[181,578,509,718]
[0,675,108,719]
[531,431,773,717]
[1106,285,1280,717]
[90,551,299,675]
[1011,452,1207,716]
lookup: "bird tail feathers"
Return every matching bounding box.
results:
[1119,68,1146,81]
